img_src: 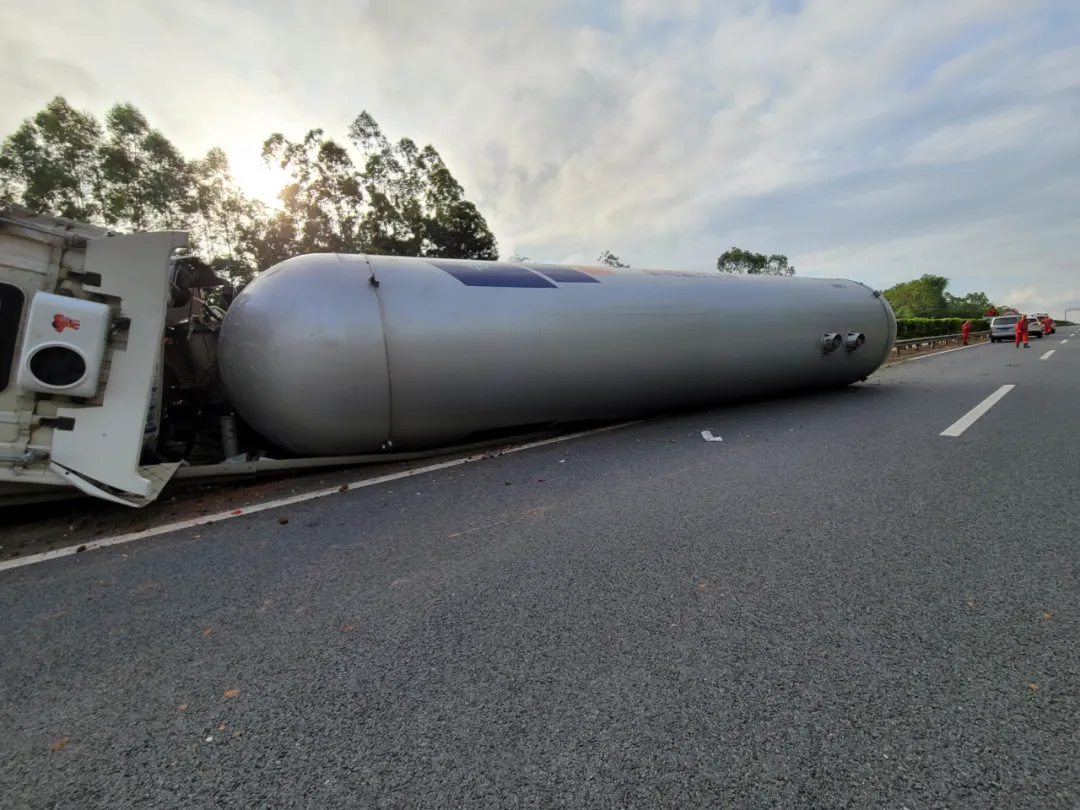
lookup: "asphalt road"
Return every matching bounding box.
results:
[2,335,1079,810]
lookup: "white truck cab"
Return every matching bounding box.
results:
[0,206,201,506]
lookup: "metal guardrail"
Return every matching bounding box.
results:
[892,332,988,350]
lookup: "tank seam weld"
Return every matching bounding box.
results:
[363,255,395,448]
[874,288,896,368]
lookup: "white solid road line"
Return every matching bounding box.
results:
[940,384,1016,438]
[896,342,985,363]
[1041,350,1056,360]
[0,421,642,574]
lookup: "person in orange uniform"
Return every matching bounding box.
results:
[961,319,972,345]
[1044,315,1054,335]
[1016,314,1029,348]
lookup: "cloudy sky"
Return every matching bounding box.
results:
[3,0,1079,314]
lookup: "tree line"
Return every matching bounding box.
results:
[0,96,1001,316]
[882,274,999,319]
[0,96,500,284]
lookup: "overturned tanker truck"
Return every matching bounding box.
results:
[0,205,896,508]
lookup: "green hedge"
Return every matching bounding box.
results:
[895,317,989,340]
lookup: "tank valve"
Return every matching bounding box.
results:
[844,332,866,352]
[820,332,843,353]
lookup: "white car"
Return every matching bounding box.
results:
[989,315,1018,342]
[989,315,1043,343]
[1033,313,1056,334]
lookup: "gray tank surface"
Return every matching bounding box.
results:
[217,254,897,456]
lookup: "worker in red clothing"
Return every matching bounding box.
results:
[961,319,972,345]
[1044,315,1054,335]
[1016,314,1029,348]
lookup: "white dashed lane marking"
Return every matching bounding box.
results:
[941,385,1015,438]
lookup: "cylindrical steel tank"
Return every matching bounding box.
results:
[217,254,897,456]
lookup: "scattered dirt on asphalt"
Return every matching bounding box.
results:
[0,441,552,559]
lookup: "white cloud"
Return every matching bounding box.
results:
[2,0,1079,313]
[904,105,1045,164]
